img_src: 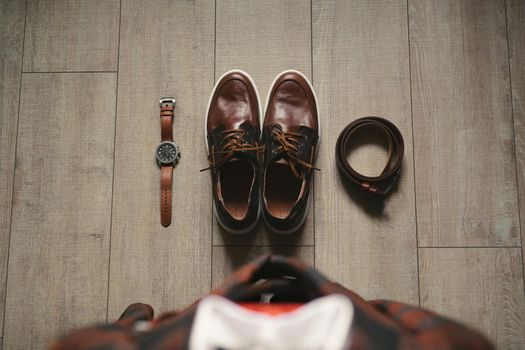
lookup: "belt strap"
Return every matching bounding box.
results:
[335,116,404,198]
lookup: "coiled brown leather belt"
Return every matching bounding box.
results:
[335,116,404,198]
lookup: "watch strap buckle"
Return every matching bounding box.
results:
[159,97,176,108]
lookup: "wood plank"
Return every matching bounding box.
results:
[419,248,525,348]
[23,0,120,72]
[506,0,525,281]
[213,0,314,246]
[0,0,26,337]
[410,0,520,246]
[3,73,116,349]
[107,0,214,320]
[312,0,418,304]
[212,246,314,289]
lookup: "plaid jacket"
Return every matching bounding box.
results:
[51,254,493,349]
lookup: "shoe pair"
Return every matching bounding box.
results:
[204,70,319,234]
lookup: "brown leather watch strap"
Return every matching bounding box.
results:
[161,105,174,141]
[158,98,177,227]
[160,165,173,227]
[335,116,404,198]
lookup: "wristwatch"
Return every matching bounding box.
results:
[155,97,181,227]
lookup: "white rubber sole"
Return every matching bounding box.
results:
[261,69,320,235]
[205,69,262,235]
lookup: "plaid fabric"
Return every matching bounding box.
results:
[51,254,493,350]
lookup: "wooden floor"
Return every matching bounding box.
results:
[0,0,524,348]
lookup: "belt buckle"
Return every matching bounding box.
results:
[159,97,176,107]
[382,169,401,197]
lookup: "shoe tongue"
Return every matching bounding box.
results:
[226,154,243,162]
[224,152,253,166]
[271,157,303,179]
[273,158,290,166]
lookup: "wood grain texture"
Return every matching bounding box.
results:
[0,1,523,346]
[212,246,314,289]
[312,0,418,304]
[420,248,525,348]
[3,73,116,349]
[107,0,214,320]
[213,0,314,247]
[410,0,520,246]
[0,0,26,337]
[506,0,525,279]
[23,0,120,72]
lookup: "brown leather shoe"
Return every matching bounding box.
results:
[261,70,320,234]
[205,70,262,234]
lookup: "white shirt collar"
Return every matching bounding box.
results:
[189,294,354,350]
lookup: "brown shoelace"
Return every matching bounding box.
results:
[201,128,264,172]
[270,126,319,179]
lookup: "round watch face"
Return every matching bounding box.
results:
[156,141,180,165]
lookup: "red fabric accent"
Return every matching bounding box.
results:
[237,303,303,315]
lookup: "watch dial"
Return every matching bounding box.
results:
[157,142,179,164]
